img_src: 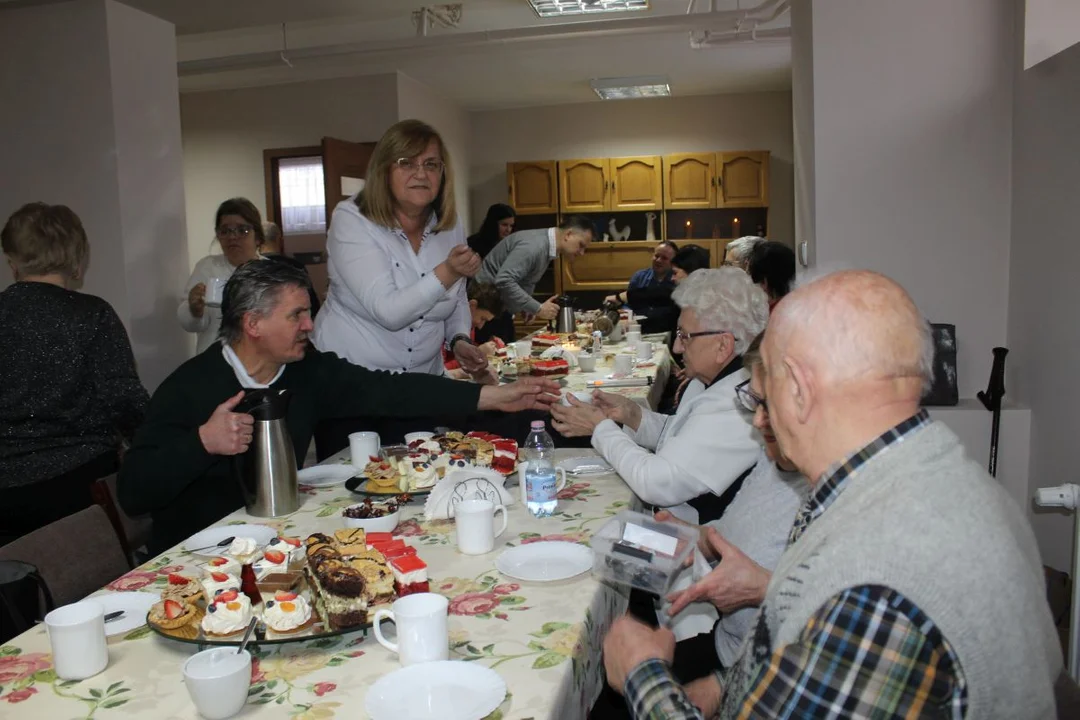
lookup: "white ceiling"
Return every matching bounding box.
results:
[110,0,792,108]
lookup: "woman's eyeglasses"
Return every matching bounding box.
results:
[674,328,733,345]
[394,158,444,175]
[734,380,767,414]
[217,224,253,239]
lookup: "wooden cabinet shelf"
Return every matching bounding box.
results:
[662,151,769,209]
[507,161,558,215]
[558,156,663,213]
[559,239,728,292]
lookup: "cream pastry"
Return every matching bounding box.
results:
[205,556,242,576]
[225,536,260,563]
[266,536,304,564]
[262,590,312,633]
[253,549,289,579]
[201,570,240,598]
[201,589,253,636]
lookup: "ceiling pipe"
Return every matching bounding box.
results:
[178,0,789,76]
[689,24,791,48]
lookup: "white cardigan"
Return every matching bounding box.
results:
[590,368,761,508]
[178,254,236,354]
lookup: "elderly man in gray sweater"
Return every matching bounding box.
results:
[475,215,594,325]
[603,269,1062,719]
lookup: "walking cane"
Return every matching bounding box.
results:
[976,347,1008,477]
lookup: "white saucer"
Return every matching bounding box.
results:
[92,591,160,637]
[183,524,277,556]
[496,541,594,583]
[365,660,506,720]
[297,463,355,487]
[557,456,614,476]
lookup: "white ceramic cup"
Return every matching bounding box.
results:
[454,499,508,555]
[183,647,252,720]
[404,431,434,445]
[576,352,597,373]
[613,354,634,378]
[205,277,227,307]
[635,340,653,359]
[561,390,593,406]
[349,431,381,466]
[625,330,642,346]
[514,340,532,358]
[373,593,449,666]
[628,322,641,333]
[45,600,108,681]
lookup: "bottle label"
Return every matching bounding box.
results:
[527,471,558,503]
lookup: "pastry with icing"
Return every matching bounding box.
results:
[262,590,313,633]
[201,589,253,636]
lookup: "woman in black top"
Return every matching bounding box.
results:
[0,202,148,545]
[466,203,516,259]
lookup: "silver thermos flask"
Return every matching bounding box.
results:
[555,295,575,334]
[233,388,298,517]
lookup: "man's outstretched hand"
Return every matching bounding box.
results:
[477,377,560,413]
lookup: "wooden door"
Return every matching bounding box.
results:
[559,158,609,213]
[663,153,716,209]
[609,156,662,211]
[321,137,376,225]
[717,151,769,207]
[507,161,558,214]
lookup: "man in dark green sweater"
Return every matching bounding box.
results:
[119,260,557,553]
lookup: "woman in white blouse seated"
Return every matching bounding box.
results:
[550,268,769,520]
[311,119,488,456]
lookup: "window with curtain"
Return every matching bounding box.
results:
[278,156,326,233]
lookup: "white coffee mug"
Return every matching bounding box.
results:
[613,354,634,378]
[454,499,508,555]
[514,340,532,358]
[625,330,642,346]
[404,431,434,445]
[374,593,449,666]
[183,647,252,720]
[576,352,597,373]
[349,431,381,466]
[635,341,653,359]
[45,600,108,680]
[205,277,227,308]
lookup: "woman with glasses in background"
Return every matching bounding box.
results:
[179,197,265,353]
[311,119,488,457]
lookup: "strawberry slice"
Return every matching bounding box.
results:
[274,590,298,602]
[163,599,185,620]
[369,455,381,462]
[279,536,301,548]
[209,557,229,567]
[264,549,286,565]
[167,573,190,585]
[218,589,239,603]
[209,571,230,582]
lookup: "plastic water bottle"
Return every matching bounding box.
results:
[523,420,559,517]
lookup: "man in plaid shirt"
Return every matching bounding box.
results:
[601,270,1060,719]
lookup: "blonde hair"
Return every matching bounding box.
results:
[357,119,457,233]
[1,202,89,280]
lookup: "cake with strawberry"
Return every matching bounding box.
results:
[389,555,429,597]
[262,590,313,634]
[253,548,290,580]
[201,589,253,637]
[532,333,562,348]
[201,569,239,598]
[266,536,303,564]
[150,598,199,630]
[161,573,204,604]
[530,358,570,379]
[205,555,242,576]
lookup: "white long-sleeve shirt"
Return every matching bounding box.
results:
[590,369,761,507]
[178,254,236,354]
[312,198,471,375]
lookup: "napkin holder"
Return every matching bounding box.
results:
[424,468,515,521]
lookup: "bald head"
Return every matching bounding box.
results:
[762,270,932,482]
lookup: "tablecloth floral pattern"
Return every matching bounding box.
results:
[1,450,633,719]
[557,334,673,410]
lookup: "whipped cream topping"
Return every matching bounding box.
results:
[266,537,304,564]
[226,537,259,562]
[204,556,242,576]
[201,593,252,635]
[262,595,312,632]
[253,554,289,580]
[201,574,240,598]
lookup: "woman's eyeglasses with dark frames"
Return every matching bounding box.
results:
[217,225,253,238]
[674,328,735,344]
[734,379,767,414]
[394,158,444,174]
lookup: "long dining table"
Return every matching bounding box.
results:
[0,448,636,720]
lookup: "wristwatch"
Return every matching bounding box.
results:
[447,333,473,353]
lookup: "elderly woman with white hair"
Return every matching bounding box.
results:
[722,235,765,271]
[551,268,769,512]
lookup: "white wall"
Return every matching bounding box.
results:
[806,0,1015,400]
[0,0,189,390]
[396,72,472,233]
[1024,0,1080,68]
[179,73,399,269]
[1008,39,1080,573]
[468,92,794,244]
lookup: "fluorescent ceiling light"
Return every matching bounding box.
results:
[590,75,671,100]
[529,1,650,18]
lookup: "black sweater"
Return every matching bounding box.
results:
[118,345,481,552]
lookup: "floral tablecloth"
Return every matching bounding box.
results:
[0,450,633,719]
[540,334,673,411]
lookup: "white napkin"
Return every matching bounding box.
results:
[424,468,515,520]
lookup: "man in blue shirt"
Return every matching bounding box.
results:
[606,241,678,332]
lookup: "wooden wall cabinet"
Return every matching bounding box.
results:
[507,161,558,215]
[663,153,715,209]
[663,151,770,209]
[717,151,769,207]
[560,239,727,292]
[558,156,663,213]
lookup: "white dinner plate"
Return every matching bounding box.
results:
[182,524,277,556]
[92,591,160,637]
[365,660,506,720]
[297,463,355,487]
[557,456,614,476]
[496,541,594,583]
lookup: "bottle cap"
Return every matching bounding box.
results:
[530,420,545,430]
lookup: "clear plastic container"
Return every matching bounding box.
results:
[590,510,700,595]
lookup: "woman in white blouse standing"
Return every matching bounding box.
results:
[312,119,487,456]
[179,198,265,354]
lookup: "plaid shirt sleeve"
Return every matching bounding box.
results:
[735,585,967,719]
[623,659,704,720]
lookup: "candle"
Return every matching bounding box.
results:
[684,219,693,239]
[732,217,741,237]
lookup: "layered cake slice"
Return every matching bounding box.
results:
[304,534,368,630]
[333,528,367,556]
[389,555,429,597]
[348,558,396,605]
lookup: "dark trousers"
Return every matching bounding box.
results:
[0,450,119,546]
